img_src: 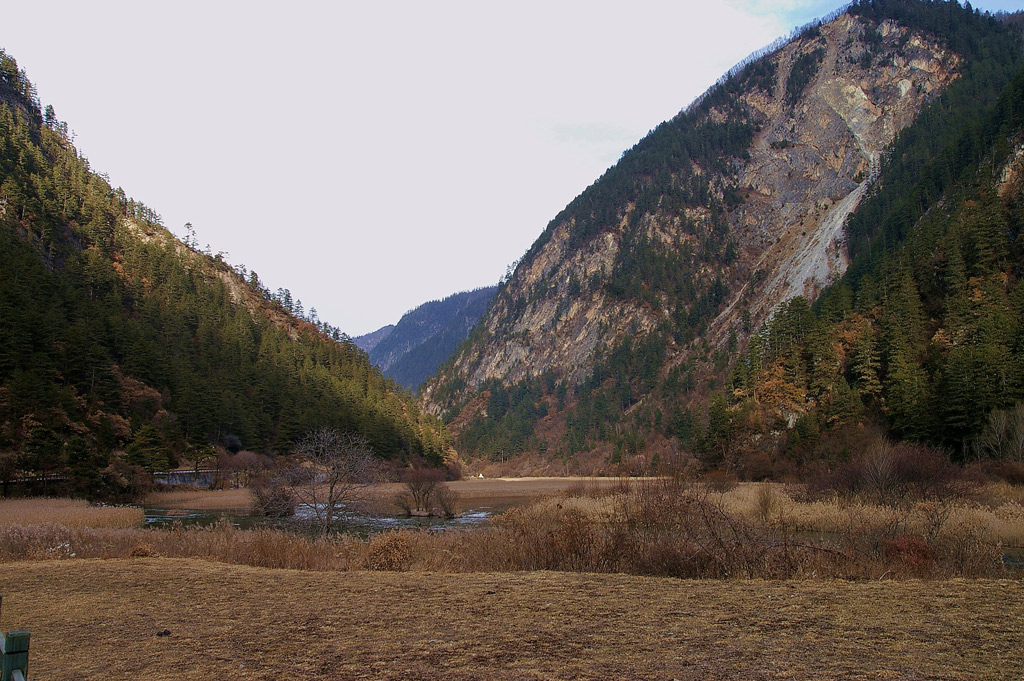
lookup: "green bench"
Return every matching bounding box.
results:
[0,598,28,681]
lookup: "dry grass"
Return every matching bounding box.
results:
[1,486,1015,579]
[719,482,1024,548]
[143,477,640,520]
[0,498,142,529]
[146,477,630,514]
[3,479,1019,580]
[0,522,362,569]
[1,558,1022,680]
[144,488,253,511]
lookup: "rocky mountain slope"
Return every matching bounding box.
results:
[423,0,1024,467]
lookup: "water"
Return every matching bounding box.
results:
[143,504,493,536]
[143,507,264,529]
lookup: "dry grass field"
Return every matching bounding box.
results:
[143,488,254,511]
[2,483,1022,678]
[0,497,142,529]
[0,558,1021,680]
[144,476,631,514]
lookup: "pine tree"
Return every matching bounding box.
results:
[851,321,882,400]
[885,344,932,441]
[806,324,837,400]
[125,424,170,472]
[966,186,1009,275]
[943,236,971,343]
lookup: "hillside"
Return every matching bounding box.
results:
[0,51,448,497]
[356,287,497,391]
[352,324,395,354]
[423,0,1024,471]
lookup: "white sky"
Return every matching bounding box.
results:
[2,0,1020,335]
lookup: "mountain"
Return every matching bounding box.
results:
[352,325,395,354]
[424,0,1024,472]
[359,287,498,391]
[0,51,449,497]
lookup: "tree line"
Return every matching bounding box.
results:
[0,53,447,499]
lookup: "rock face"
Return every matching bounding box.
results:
[423,11,959,426]
[730,16,958,324]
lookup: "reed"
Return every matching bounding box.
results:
[0,497,143,529]
[144,488,252,511]
[2,481,1020,579]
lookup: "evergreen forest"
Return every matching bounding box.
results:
[0,52,447,498]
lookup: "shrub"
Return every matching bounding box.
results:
[249,476,296,518]
[434,484,460,518]
[739,451,775,481]
[702,469,738,495]
[364,531,413,571]
[805,440,971,506]
[992,461,1024,485]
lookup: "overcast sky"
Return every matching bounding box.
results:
[2,0,1020,335]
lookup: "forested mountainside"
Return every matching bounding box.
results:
[0,51,448,494]
[424,0,1024,472]
[356,287,498,392]
[352,325,395,354]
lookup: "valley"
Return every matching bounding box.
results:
[2,2,1024,677]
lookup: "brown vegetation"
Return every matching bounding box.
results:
[393,468,461,518]
[2,559,1022,680]
[2,478,1020,579]
[144,488,252,511]
[804,440,973,506]
[0,498,142,530]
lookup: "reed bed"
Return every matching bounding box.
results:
[144,488,252,511]
[0,497,143,529]
[718,482,1024,548]
[0,522,361,569]
[2,477,1020,579]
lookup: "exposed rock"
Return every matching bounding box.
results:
[423,10,960,418]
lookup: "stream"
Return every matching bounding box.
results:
[143,504,493,536]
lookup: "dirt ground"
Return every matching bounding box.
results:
[2,559,1021,680]
[145,476,629,513]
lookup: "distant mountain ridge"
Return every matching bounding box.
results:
[352,325,394,354]
[355,287,498,391]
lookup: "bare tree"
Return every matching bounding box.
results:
[975,403,1024,461]
[279,428,381,535]
[434,483,460,518]
[224,450,272,488]
[393,466,460,518]
[401,467,445,514]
